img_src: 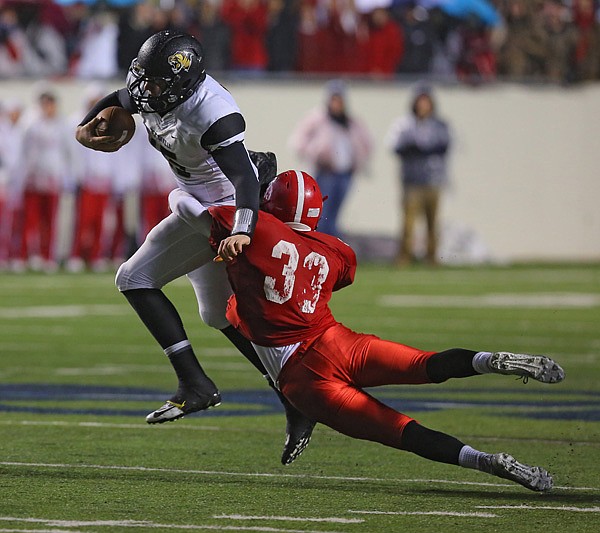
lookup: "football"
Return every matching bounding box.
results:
[95,106,135,146]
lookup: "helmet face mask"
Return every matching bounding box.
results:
[126,30,206,113]
[261,170,323,231]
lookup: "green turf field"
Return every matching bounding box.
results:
[0,264,599,532]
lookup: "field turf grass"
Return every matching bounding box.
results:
[0,263,599,532]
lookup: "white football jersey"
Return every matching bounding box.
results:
[138,75,249,204]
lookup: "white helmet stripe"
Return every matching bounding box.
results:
[294,170,304,224]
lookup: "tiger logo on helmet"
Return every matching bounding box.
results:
[168,51,193,74]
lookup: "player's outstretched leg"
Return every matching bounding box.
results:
[403,422,553,492]
[474,351,565,383]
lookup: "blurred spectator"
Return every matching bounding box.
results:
[428,7,463,78]
[296,0,322,71]
[497,0,547,79]
[365,7,404,77]
[0,99,24,269]
[221,0,269,72]
[539,0,578,83]
[321,0,364,73]
[72,10,119,78]
[456,14,498,82]
[17,89,74,272]
[104,123,143,265]
[266,0,299,71]
[289,80,372,237]
[117,1,158,73]
[62,1,89,65]
[67,85,115,272]
[397,2,436,74]
[0,3,65,77]
[572,0,600,81]
[192,0,231,71]
[386,84,451,266]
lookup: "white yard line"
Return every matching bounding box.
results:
[0,517,339,533]
[0,420,222,431]
[0,305,128,319]
[1,420,598,448]
[0,461,596,491]
[214,515,362,524]
[0,517,80,533]
[476,505,600,513]
[379,293,600,309]
[349,510,496,518]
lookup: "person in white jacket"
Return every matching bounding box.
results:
[289,80,372,238]
[19,89,74,271]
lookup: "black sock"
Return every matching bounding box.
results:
[221,325,269,374]
[426,348,479,383]
[167,346,217,393]
[122,289,216,394]
[122,288,187,348]
[401,421,465,465]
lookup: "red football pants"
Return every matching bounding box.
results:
[19,190,59,261]
[278,323,435,450]
[71,188,109,262]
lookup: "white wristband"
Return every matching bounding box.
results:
[232,207,255,235]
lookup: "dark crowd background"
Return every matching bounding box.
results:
[1,0,599,85]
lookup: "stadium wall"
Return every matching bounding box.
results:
[2,79,598,262]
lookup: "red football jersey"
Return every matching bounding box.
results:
[209,206,357,346]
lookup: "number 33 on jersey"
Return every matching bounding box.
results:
[208,206,357,347]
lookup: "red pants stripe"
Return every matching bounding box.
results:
[278,323,435,450]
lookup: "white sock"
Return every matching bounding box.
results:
[472,351,494,374]
[458,445,493,473]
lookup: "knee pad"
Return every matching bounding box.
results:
[198,304,230,330]
[115,259,157,292]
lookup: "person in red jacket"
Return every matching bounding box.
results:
[221,0,268,71]
[366,7,404,77]
[169,169,564,491]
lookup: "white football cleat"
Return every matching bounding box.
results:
[490,453,553,492]
[488,352,565,383]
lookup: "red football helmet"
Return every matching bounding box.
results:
[260,170,323,231]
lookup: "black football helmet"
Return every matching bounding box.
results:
[126,30,206,113]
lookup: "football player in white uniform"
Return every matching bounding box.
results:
[75,30,314,465]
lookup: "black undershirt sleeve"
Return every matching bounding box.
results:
[203,113,259,237]
[211,142,260,236]
[78,88,136,126]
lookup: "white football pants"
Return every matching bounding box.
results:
[115,195,231,330]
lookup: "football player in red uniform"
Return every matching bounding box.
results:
[169,169,564,491]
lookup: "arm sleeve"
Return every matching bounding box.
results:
[78,88,136,126]
[211,141,260,237]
